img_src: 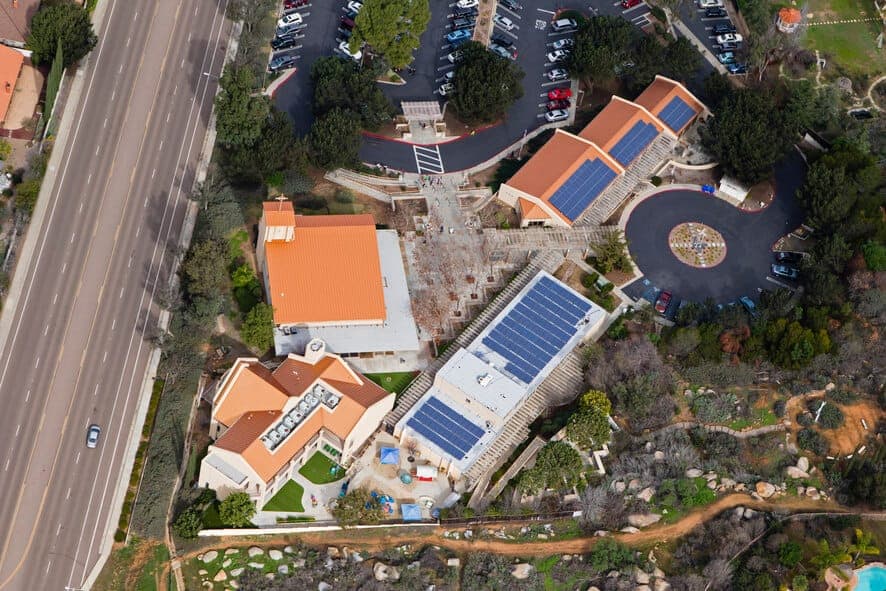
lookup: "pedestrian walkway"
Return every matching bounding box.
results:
[413,145,445,174]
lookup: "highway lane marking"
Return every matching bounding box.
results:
[119,287,124,299]
[61,262,67,273]
[194,4,198,15]
[93,384,99,397]
[151,168,156,179]
[118,64,123,74]
[134,10,138,19]
[87,173,92,185]
[95,145,100,156]
[103,117,108,128]
[126,36,131,47]
[111,89,116,101]
[173,84,178,96]
[166,112,171,123]
[14,424,20,437]
[143,196,149,207]
[70,3,231,585]
[45,560,50,575]
[180,58,185,68]
[4,458,9,471]
[159,140,164,151]
[112,317,117,329]
[25,390,30,402]
[102,351,107,363]
[65,488,71,500]
[135,226,141,237]
[55,523,61,536]
[79,201,84,213]
[74,452,80,465]
[187,33,192,43]
[537,7,555,14]
[43,324,49,336]
[34,357,39,369]
[128,255,132,268]
[52,293,58,305]
[70,232,76,243]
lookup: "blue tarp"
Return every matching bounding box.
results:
[379,447,400,465]
[401,503,422,521]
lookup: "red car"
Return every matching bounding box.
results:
[546,99,570,111]
[547,88,572,100]
[284,0,309,8]
[622,0,642,7]
[654,291,672,314]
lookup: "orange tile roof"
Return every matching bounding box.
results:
[0,44,22,124]
[517,197,550,220]
[211,353,390,483]
[634,75,705,134]
[578,96,665,152]
[263,209,386,325]
[262,200,296,227]
[778,7,802,23]
[214,362,290,427]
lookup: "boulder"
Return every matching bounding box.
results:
[248,547,264,558]
[720,478,736,488]
[230,582,240,590]
[230,568,244,578]
[537,533,548,540]
[786,466,810,479]
[248,562,264,569]
[612,481,626,494]
[213,570,227,582]
[742,508,757,519]
[825,382,836,391]
[755,482,776,498]
[511,563,534,580]
[685,469,703,478]
[464,529,473,539]
[351,553,364,563]
[797,486,805,496]
[733,507,745,519]
[277,565,289,575]
[318,583,332,591]
[654,580,672,591]
[225,549,239,556]
[222,559,232,569]
[620,526,641,534]
[653,451,665,461]
[636,569,650,584]
[706,480,718,490]
[327,547,340,559]
[734,483,747,492]
[635,586,652,591]
[202,551,219,564]
[805,487,818,497]
[628,478,641,491]
[293,558,306,568]
[628,513,662,528]
[268,549,283,561]
[447,558,460,568]
[284,545,294,554]
[374,562,401,582]
[637,487,655,503]
[797,457,810,472]
[198,569,208,576]
[653,567,666,578]
[562,554,572,562]
[594,530,610,537]
[407,561,421,570]
[704,472,718,481]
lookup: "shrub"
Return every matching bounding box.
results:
[817,403,845,429]
[861,241,885,271]
[792,574,809,591]
[796,412,814,427]
[827,388,858,404]
[589,538,636,573]
[797,428,828,456]
[778,541,802,567]
[172,507,203,539]
[14,179,41,215]
[218,492,256,527]
[773,399,786,418]
[651,175,662,186]
[283,171,314,195]
[691,391,737,423]
[334,188,355,203]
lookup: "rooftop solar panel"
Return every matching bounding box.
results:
[609,121,659,165]
[548,159,619,221]
[481,277,594,384]
[406,396,485,459]
[657,96,696,133]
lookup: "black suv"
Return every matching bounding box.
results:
[271,35,298,50]
[453,5,477,17]
[491,34,514,49]
[712,22,736,34]
[452,16,476,30]
[705,6,727,17]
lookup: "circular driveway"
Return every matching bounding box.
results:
[624,156,806,304]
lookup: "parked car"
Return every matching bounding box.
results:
[340,15,355,29]
[704,6,727,16]
[453,5,478,17]
[546,49,569,63]
[336,27,352,40]
[547,87,572,100]
[739,296,757,317]
[491,34,514,48]
[86,424,101,449]
[726,62,747,74]
[546,99,570,110]
[771,264,799,280]
[347,0,363,12]
[500,0,522,10]
[716,51,736,64]
[443,70,455,82]
[697,0,723,7]
[447,50,465,63]
[719,41,740,51]
[338,40,362,60]
[456,0,478,7]
[284,0,308,8]
[774,251,804,265]
[277,12,303,28]
[490,43,517,59]
[716,33,743,44]
[544,109,569,122]
[547,67,569,81]
[438,82,455,96]
[493,14,516,30]
[654,291,672,314]
[277,21,305,36]
[452,16,476,30]
[712,22,736,34]
[445,29,472,43]
[622,0,643,7]
[551,17,577,31]
[271,35,298,50]
[269,54,297,72]
[551,37,574,50]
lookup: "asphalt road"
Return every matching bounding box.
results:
[623,152,806,306]
[0,0,230,589]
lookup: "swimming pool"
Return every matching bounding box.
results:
[855,564,886,591]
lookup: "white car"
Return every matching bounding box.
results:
[457,0,479,7]
[697,0,723,7]
[347,0,363,12]
[545,109,569,122]
[493,14,515,30]
[277,12,303,28]
[339,40,362,60]
[438,82,454,96]
[547,67,569,81]
[551,38,574,50]
[546,49,569,63]
[446,50,464,63]
[715,33,743,44]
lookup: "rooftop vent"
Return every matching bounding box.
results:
[477,373,492,387]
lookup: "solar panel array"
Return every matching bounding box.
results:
[406,396,485,459]
[548,159,619,221]
[482,275,593,384]
[609,120,659,165]
[657,96,697,133]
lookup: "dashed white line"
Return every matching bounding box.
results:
[135,226,141,237]
[126,36,131,47]
[111,89,116,101]
[25,389,30,402]
[537,7,555,14]
[127,256,132,268]
[87,173,92,184]
[118,64,123,74]
[14,424,20,437]
[45,561,51,575]
[194,4,198,15]
[56,523,62,536]
[43,324,49,336]
[144,196,149,207]
[173,84,178,96]
[102,351,108,363]
[52,293,58,305]
[4,457,11,471]
[70,232,76,244]
[95,145,101,156]
[66,487,71,500]
[180,58,185,68]
[187,32,192,43]
[79,201,84,213]
[93,384,100,397]
[119,287,125,299]
[111,318,117,330]
[103,117,108,128]
[159,140,164,151]
[75,452,80,465]
[166,112,171,123]
[34,357,39,369]
[151,168,156,179]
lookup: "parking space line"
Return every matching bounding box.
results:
[498,6,522,18]
[537,7,555,14]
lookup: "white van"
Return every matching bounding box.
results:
[551,18,577,32]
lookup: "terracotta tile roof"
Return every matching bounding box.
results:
[262,200,296,227]
[0,44,21,124]
[634,75,705,134]
[263,209,386,325]
[517,197,550,220]
[578,96,665,152]
[214,361,290,427]
[210,352,392,483]
[0,0,38,46]
[778,7,802,23]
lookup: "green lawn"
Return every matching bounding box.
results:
[262,480,305,512]
[201,503,225,529]
[298,452,345,485]
[802,0,883,77]
[729,407,778,431]
[365,371,418,394]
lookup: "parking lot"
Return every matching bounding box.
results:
[678,1,747,73]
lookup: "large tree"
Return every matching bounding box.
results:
[517,441,583,493]
[240,303,275,352]
[567,16,635,90]
[181,240,228,300]
[214,65,270,149]
[350,0,430,69]
[700,88,793,184]
[566,389,612,450]
[27,2,97,67]
[308,108,362,169]
[310,56,394,130]
[218,492,256,527]
[450,42,524,125]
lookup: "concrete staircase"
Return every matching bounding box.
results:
[462,349,586,488]
[576,134,677,227]
[383,250,564,429]
[483,226,610,252]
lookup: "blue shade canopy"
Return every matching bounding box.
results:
[406,396,485,460]
[401,503,422,521]
[548,159,618,221]
[482,275,593,384]
[658,95,696,132]
[379,447,400,465]
[609,120,658,165]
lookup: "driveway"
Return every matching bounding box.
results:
[622,152,806,306]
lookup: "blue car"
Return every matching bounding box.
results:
[717,51,735,65]
[739,296,757,317]
[727,63,748,74]
[445,29,472,44]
